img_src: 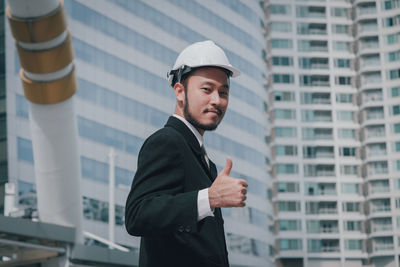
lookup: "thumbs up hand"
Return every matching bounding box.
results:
[208,157,248,208]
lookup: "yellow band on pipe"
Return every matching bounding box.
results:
[17,32,74,73]
[6,0,66,43]
[20,67,77,104]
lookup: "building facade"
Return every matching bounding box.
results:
[2,0,273,266]
[266,0,400,266]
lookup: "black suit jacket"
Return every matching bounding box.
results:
[125,116,229,267]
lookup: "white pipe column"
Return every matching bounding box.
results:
[6,0,82,242]
[108,148,116,247]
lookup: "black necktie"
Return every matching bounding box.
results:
[201,145,210,169]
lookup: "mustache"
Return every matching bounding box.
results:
[204,107,222,116]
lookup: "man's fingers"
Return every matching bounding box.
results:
[221,157,233,175]
[238,179,248,187]
[241,188,247,195]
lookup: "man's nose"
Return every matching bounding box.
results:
[210,91,221,105]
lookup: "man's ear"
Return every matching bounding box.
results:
[174,82,185,103]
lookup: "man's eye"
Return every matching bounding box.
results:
[201,87,211,92]
[220,91,229,96]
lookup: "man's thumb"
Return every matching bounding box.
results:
[221,157,232,176]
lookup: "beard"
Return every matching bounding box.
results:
[183,88,223,131]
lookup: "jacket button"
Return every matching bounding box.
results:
[178,226,184,233]
[185,226,191,233]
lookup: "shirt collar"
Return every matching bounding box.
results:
[173,114,203,147]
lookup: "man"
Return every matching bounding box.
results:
[125,40,248,267]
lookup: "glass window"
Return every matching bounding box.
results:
[338,128,356,139]
[296,6,325,18]
[334,58,350,68]
[343,221,361,231]
[279,239,302,250]
[274,91,295,102]
[341,183,359,194]
[393,123,400,133]
[386,32,400,45]
[299,75,330,86]
[331,7,348,18]
[302,128,333,140]
[164,0,263,52]
[273,74,294,84]
[279,220,301,231]
[388,50,400,62]
[332,24,349,35]
[274,109,296,120]
[276,164,298,174]
[388,69,400,80]
[394,160,400,171]
[339,147,356,157]
[278,201,300,212]
[392,105,400,115]
[343,202,360,212]
[390,87,400,97]
[298,40,327,52]
[272,56,293,66]
[78,117,143,155]
[301,110,332,122]
[383,0,400,10]
[271,39,293,49]
[277,182,299,193]
[304,164,335,177]
[336,93,353,103]
[341,165,358,175]
[297,23,327,35]
[299,57,329,69]
[275,127,297,137]
[206,132,266,167]
[333,41,350,52]
[270,21,292,32]
[345,240,362,250]
[364,89,382,102]
[275,145,297,156]
[16,94,29,118]
[18,180,37,208]
[335,76,352,85]
[337,111,354,121]
[360,20,378,33]
[270,4,291,15]
[83,196,124,225]
[301,92,330,104]
[17,137,34,163]
[217,0,261,26]
[393,141,400,152]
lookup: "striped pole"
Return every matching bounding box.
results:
[7,0,82,242]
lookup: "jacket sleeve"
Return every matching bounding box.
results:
[125,129,199,237]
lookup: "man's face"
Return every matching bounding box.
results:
[183,67,230,133]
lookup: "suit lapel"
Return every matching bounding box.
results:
[165,116,213,180]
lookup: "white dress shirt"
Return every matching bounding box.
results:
[172,114,214,221]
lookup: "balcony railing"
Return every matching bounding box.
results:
[366,113,384,120]
[372,225,392,232]
[309,246,340,253]
[371,187,389,193]
[371,206,391,213]
[374,244,394,251]
[361,42,379,50]
[358,8,377,16]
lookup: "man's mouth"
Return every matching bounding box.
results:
[205,108,222,116]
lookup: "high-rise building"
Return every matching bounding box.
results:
[266,0,400,266]
[2,0,273,266]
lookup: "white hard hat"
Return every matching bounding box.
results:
[167,40,240,87]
